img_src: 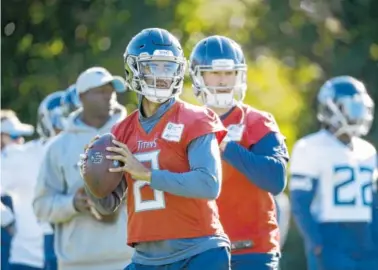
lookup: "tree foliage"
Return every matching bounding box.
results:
[2,0,378,268]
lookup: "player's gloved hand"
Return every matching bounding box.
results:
[73,187,92,213]
[106,139,152,182]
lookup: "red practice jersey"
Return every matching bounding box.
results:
[217,104,280,254]
[112,100,227,246]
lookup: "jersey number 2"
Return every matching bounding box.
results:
[333,166,373,206]
[133,151,166,212]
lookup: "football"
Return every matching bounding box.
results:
[82,133,125,198]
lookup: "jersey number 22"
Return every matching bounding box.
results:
[334,165,373,207]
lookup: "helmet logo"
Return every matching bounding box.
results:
[153,50,174,57]
[211,59,235,70]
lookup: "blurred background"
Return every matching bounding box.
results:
[1,0,378,268]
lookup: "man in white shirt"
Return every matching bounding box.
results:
[1,110,45,270]
[1,194,15,270]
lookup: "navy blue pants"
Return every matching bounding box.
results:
[305,244,378,270]
[231,253,280,270]
[124,247,230,270]
[1,195,13,270]
[43,234,57,270]
[8,264,42,270]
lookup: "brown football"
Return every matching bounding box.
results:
[82,133,125,198]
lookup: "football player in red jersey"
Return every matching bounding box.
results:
[189,36,289,270]
[83,28,231,270]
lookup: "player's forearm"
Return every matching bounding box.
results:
[151,133,221,199]
[150,168,220,199]
[85,179,126,215]
[223,141,286,195]
[290,189,323,248]
[33,193,78,223]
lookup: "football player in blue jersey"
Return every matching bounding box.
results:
[2,92,66,270]
[36,91,68,270]
[289,76,376,270]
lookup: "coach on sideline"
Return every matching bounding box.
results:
[33,67,134,270]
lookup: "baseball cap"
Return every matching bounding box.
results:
[76,67,127,94]
[1,116,34,136]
